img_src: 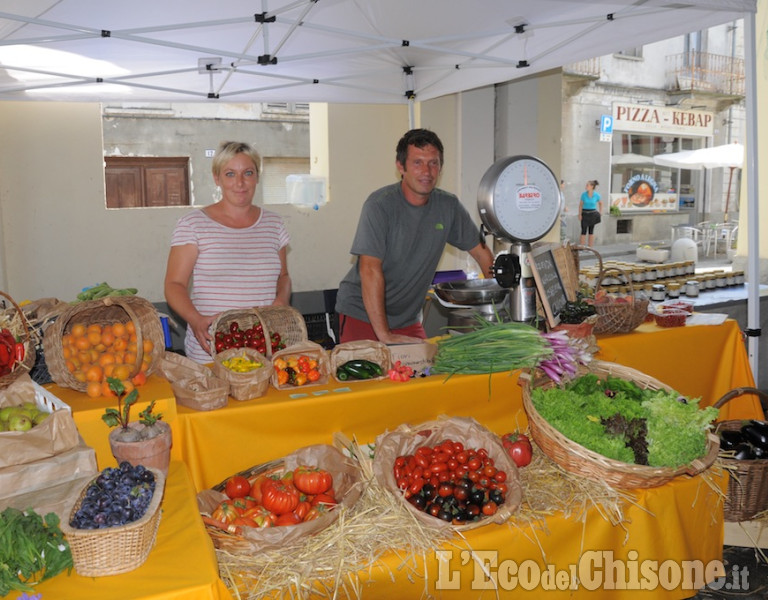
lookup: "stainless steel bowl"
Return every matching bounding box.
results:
[433,279,509,306]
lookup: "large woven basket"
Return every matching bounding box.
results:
[713,387,768,522]
[43,296,165,392]
[211,347,272,401]
[210,306,307,359]
[61,467,165,577]
[0,291,37,389]
[592,268,649,335]
[520,360,719,489]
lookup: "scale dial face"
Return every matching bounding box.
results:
[477,155,563,243]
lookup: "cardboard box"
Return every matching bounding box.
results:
[636,246,670,263]
[387,341,438,376]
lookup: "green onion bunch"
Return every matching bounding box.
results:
[432,318,593,381]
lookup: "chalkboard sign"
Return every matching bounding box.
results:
[527,244,568,327]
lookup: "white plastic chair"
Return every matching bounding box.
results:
[712,223,738,259]
[696,221,717,256]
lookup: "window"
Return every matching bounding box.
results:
[261,157,311,205]
[105,156,190,208]
[616,47,643,59]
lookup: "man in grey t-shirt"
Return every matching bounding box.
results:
[335,129,494,344]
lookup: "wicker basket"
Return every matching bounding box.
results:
[330,340,391,383]
[270,341,330,390]
[371,416,523,532]
[61,467,165,577]
[0,291,37,389]
[210,306,307,359]
[592,268,649,335]
[255,306,308,356]
[713,387,768,522]
[520,360,720,489]
[15,297,68,385]
[199,445,363,553]
[156,351,229,411]
[211,347,272,401]
[43,296,165,392]
[553,244,603,302]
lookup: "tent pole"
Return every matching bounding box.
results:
[724,165,734,222]
[743,9,760,383]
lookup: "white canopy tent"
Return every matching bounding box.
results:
[0,1,756,105]
[654,142,745,170]
[654,142,745,219]
[0,0,761,376]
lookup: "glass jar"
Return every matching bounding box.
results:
[651,284,666,301]
[685,280,700,297]
[667,282,681,298]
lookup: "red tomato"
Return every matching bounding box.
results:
[502,432,533,468]
[232,496,257,514]
[225,475,252,499]
[304,504,330,522]
[261,479,300,515]
[292,465,333,495]
[212,500,239,524]
[275,512,302,526]
[294,500,312,520]
[311,492,337,506]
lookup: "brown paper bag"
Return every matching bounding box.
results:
[156,351,229,410]
[197,444,363,552]
[0,437,98,508]
[0,374,80,468]
[371,415,523,532]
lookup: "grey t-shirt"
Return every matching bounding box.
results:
[336,182,481,329]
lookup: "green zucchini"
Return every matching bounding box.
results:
[338,359,382,380]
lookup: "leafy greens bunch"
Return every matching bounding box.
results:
[531,374,718,467]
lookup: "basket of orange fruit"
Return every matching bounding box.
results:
[43,296,165,396]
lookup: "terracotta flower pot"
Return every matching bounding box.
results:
[109,421,172,475]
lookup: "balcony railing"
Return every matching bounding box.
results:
[666,51,744,96]
[563,57,601,79]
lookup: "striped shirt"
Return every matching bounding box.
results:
[170,208,290,362]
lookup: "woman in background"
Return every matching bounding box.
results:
[164,141,291,362]
[578,179,602,248]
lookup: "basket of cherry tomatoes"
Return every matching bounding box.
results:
[372,416,522,531]
[210,307,307,359]
[197,444,362,552]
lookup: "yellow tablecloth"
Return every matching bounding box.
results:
[170,319,760,491]
[47,319,761,599]
[7,461,232,600]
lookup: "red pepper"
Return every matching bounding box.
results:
[0,342,10,368]
[14,342,25,364]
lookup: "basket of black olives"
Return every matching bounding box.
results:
[713,387,768,522]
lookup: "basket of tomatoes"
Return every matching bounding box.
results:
[197,444,363,552]
[210,307,307,360]
[372,416,522,532]
[270,341,330,390]
[43,296,165,393]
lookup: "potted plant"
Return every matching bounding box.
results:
[102,377,172,474]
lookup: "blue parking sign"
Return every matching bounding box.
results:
[600,115,613,134]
